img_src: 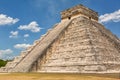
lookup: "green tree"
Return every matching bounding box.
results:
[0,59,8,67]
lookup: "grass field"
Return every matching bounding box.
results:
[0,73,120,80]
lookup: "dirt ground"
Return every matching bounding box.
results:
[0,73,119,80]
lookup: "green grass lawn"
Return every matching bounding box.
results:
[0,73,120,80]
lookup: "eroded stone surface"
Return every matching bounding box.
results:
[32,17,120,73]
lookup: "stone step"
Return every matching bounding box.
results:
[5,62,13,67]
[13,56,24,62]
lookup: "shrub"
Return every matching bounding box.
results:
[0,59,8,67]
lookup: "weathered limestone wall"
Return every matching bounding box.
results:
[31,16,120,73]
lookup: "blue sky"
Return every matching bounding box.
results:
[0,0,120,60]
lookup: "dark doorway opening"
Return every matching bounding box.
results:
[68,16,71,20]
[89,17,91,20]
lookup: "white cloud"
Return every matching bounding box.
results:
[14,43,31,50]
[24,34,29,37]
[99,9,120,23]
[0,49,14,60]
[18,21,42,32]
[0,14,19,25]
[9,31,19,38]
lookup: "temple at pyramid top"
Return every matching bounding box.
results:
[61,4,98,21]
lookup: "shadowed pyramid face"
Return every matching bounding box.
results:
[0,4,120,73]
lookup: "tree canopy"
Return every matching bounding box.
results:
[0,59,8,67]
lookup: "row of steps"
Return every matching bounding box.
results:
[0,24,58,72]
[11,20,72,72]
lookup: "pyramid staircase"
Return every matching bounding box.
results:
[0,19,72,72]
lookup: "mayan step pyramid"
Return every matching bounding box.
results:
[0,4,120,73]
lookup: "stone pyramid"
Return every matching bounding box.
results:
[0,4,120,73]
